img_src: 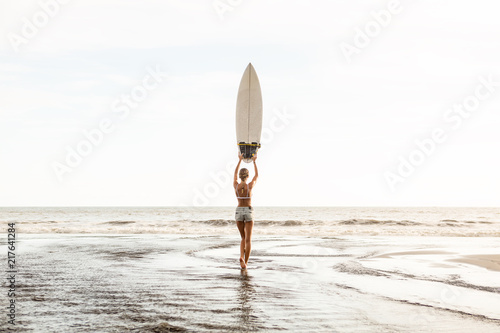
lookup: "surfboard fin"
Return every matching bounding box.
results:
[238,142,261,161]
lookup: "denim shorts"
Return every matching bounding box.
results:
[235,207,254,223]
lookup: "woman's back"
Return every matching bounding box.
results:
[235,182,252,207]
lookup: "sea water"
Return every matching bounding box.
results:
[1,206,499,236]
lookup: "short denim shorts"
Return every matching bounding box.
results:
[235,207,254,222]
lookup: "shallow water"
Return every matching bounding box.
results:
[4,234,500,332]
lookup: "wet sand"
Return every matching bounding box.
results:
[3,234,500,332]
[448,255,500,272]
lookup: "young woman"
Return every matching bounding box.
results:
[233,153,258,269]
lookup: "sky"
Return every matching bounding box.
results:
[0,0,499,207]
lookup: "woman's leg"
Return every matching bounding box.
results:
[236,221,246,268]
[244,221,254,265]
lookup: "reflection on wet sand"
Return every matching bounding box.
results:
[237,269,257,329]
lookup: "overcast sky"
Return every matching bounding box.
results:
[1,0,499,206]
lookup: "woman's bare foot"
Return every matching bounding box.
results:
[239,257,247,269]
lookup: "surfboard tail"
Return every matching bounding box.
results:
[238,142,261,162]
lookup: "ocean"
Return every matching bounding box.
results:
[2,206,499,236]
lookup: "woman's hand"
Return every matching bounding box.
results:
[238,152,244,160]
[252,154,257,162]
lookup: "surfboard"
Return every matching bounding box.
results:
[236,63,263,163]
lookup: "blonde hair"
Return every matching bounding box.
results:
[239,168,249,182]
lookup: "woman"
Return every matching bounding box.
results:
[233,153,258,269]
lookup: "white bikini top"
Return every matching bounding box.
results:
[236,183,251,199]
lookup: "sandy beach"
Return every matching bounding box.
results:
[4,233,500,332]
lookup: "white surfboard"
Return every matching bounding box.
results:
[236,63,263,163]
